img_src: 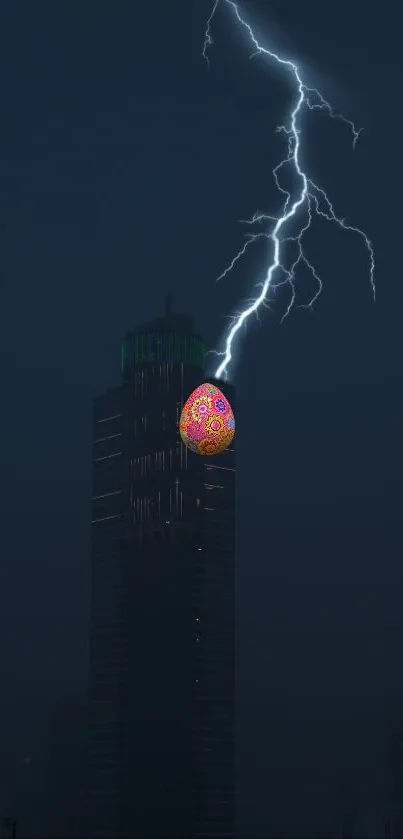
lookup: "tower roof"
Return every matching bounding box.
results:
[121,303,205,379]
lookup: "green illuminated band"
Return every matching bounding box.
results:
[121,331,205,379]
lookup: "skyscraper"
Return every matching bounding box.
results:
[87,306,235,838]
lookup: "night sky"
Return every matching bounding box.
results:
[1,1,402,836]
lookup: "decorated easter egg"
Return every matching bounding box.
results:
[179,382,235,456]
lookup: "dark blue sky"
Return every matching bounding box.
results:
[0,1,402,836]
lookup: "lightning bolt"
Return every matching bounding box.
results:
[203,0,375,381]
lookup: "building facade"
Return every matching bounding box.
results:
[87,310,235,837]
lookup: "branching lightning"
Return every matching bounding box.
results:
[203,0,375,381]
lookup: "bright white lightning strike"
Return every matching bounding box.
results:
[203,0,375,381]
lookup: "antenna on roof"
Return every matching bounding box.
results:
[165,293,173,317]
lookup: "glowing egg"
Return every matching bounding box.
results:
[179,382,235,456]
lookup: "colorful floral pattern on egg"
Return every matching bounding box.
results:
[179,382,235,456]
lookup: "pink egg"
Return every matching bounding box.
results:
[179,382,235,456]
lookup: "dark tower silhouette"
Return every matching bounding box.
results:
[86,307,235,838]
